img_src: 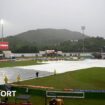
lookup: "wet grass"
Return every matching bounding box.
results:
[13,67,105,105]
[0,60,41,68]
[20,67,105,90]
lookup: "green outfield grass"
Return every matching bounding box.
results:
[19,67,105,90]
[0,60,40,68]
[12,67,105,105]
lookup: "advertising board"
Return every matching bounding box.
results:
[0,42,9,50]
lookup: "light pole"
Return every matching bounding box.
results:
[81,26,85,53]
[0,19,4,42]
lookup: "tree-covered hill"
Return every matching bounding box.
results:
[6,28,86,46]
[3,29,105,53]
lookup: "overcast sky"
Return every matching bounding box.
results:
[0,0,105,38]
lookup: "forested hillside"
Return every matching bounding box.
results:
[3,29,105,53]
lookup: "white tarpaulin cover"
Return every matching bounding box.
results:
[0,59,105,84]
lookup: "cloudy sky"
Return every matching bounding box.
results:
[0,0,105,38]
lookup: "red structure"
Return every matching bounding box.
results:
[0,42,9,50]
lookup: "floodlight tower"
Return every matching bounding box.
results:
[0,19,4,42]
[81,26,86,53]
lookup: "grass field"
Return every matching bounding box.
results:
[0,60,39,68]
[19,67,105,90]
[12,67,105,105]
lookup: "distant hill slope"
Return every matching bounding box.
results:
[6,29,87,46]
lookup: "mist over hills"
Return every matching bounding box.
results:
[6,28,86,46]
[4,28,105,53]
